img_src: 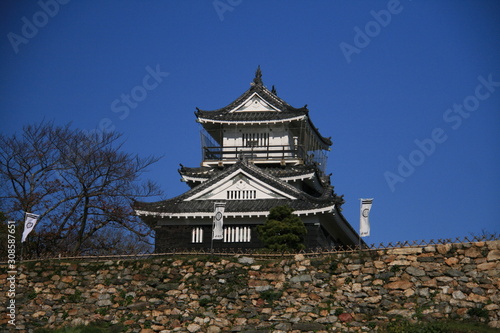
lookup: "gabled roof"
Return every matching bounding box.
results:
[133,160,343,218]
[195,67,308,118]
[185,168,298,201]
[195,66,332,146]
[179,164,320,183]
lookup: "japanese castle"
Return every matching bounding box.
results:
[134,67,360,251]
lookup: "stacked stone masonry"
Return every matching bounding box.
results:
[1,240,499,332]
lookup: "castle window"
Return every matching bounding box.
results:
[227,190,257,200]
[191,227,203,243]
[243,132,269,147]
[223,226,251,242]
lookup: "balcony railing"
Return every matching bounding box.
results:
[202,145,307,162]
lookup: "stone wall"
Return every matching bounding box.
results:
[1,240,499,332]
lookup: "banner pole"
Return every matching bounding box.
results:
[211,203,215,253]
[359,198,362,250]
[211,202,226,253]
[21,212,26,262]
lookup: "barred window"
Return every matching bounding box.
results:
[227,190,257,200]
[192,227,203,243]
[243,132,269,147]
[223,226,251,243]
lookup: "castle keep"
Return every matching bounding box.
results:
[134,67,360,251]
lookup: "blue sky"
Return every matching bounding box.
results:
[1,1,499,246]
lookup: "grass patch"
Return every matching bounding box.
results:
[379,319,498,333]
[94,307,109,316]
[259,289,282,305]
[334,307,344,316]
[467,306,489,319]
[34,320,125,333]
[68,289,82,303]
[199,296,212,307]
[27,290,38,300]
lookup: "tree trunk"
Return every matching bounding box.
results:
[73,195,89,254]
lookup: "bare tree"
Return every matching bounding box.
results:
[0,122,162,256]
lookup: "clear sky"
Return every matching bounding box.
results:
[1,1,499,246]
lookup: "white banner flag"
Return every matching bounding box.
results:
[22,212,39,242]
[212,203,225,240]
[360,199,373,238]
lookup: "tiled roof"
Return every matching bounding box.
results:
[195,67,332,146]
[179,164,318,180]
[178,165,215,179]
[134,160,343,215]
[135,199,330,215]
[260,165,318,178]
[197,110,306,123]
[195,74,307,117]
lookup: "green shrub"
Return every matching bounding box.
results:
[256,205,307,251]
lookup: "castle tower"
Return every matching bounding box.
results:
[133,67,360,251]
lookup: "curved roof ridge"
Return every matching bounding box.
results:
[195,81,308,115]
[244,160,338,206]
[133,160,336,213]
[194,68,332,147]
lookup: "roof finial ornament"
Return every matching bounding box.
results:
[253,65,263,86]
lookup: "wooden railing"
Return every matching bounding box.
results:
[202,145,308,162]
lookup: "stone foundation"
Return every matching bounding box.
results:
[1,240,499,332]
